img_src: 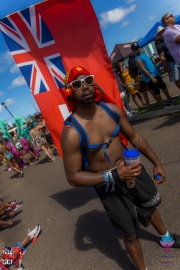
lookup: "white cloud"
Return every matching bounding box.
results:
[9,76,26,88]
[0,99,16,112]
[120,20,130,28]
[10,64,19,74]
[150,16,156,21]
[0,91,4,97]
[126,0,136,3]
[0,51,14,73]
[99,4,136,27]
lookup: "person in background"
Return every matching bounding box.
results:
[118,62,147,109]
[131,42,176,109]
[128,52,156,108]
[113,65,137,118]
[162,13,180,65]
[0,224,40,269]
[155,26,180,92]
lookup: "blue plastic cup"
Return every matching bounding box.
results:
[123,149,140,166]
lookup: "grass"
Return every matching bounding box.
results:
[133,95,180,115]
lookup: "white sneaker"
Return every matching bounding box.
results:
[28,224,40,243]
[126,112,133,118]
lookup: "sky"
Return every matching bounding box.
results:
[0,0,179,123]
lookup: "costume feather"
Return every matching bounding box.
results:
[0,119,12,141]
[14,115,24,138]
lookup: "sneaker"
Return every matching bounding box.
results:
[159,232,177,251]
[130,109,138,114]
[14,202,24,210]
[167,96,179,103]
[162,103,173,109]
[20,171,24,178]
[28,224,40,243]
[126,112,133,118]
[8,168,12,171]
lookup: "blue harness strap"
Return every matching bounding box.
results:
[64,102,123,170]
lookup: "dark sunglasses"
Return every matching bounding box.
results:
[68,75,94,90]
[166,14,173,20]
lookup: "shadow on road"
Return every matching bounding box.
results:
[74,210,158,270]
[152,113,180,130]
[50,187,98,211]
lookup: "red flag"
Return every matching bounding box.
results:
[0,0,127,155]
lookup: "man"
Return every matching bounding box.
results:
[131,42,176,109]
[162,13,180,65]
[155,26,180,91]
[61,66,180,270]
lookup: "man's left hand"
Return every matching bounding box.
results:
[153,164,166,184]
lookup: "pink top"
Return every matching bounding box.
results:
[164,24,180,64]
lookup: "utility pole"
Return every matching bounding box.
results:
[1,102,14,118]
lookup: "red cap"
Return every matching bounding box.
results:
[64,66,90,98]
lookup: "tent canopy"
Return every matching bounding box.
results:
[140,14,180,48]
[110,43,133,64]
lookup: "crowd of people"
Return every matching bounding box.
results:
[0,11,179,270]
[0,114,58,268]
[0,113,58,178]
[113,13,180,118]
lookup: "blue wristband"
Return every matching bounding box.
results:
[103,171,107,183]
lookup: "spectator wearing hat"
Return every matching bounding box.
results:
[131,42,176,109]
[155,26,180,92]
[162,13,180,65]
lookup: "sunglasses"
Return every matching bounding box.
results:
[166,14,173,20]
[67,75,94,90]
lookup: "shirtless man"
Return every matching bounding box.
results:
[61,66,180,270]
[0,143,23,177]
[29,123,55,161]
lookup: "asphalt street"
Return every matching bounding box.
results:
[0,111,180,270]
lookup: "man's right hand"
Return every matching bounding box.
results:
[151,77,158,84]
[116,160,142,181]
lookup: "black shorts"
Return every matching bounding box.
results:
[95,165,161,238]
[45,133,54,145]
[147,75,166,95]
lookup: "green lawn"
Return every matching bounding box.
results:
[133,95,180,115]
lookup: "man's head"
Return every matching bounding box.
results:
[64,66,96,105]
[161,13,175,26]
[131,42,141,55]
[155,26,165,40]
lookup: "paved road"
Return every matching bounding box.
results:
[0,112,180,270]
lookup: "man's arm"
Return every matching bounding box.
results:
[175,34,180,43]
[107,104,166,183]
[118,108,166,183]
[136,58,158,84]
[159,51,172,74]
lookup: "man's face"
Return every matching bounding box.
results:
[71,74,96,105]
[133,47,141,56]
[163,13,175,25]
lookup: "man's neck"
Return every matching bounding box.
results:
[74,102,97,119]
